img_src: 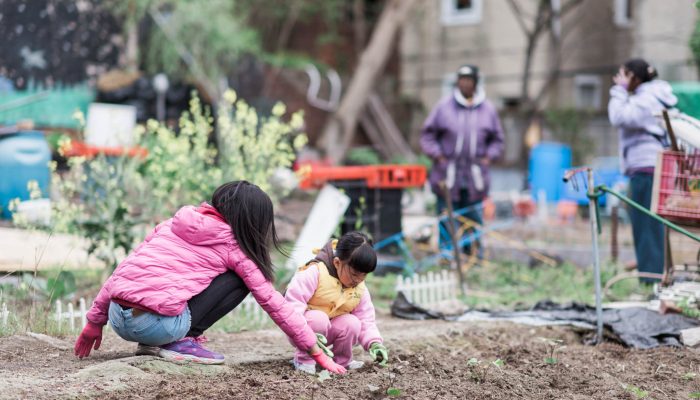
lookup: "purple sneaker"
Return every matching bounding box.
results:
[159,336,225,365]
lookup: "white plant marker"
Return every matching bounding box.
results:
[286,184,350,270]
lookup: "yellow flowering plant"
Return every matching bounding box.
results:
[12,90,307,269]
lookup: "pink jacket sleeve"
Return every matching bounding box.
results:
[229,250,316,352]
[284,265,319,316]
[85,221,166,325]
[85,276,113,325]
[352,288,383,351]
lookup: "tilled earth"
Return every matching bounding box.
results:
[1,317,699,399]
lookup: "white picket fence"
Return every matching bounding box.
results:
[1,302,9,327]
[55,298,89,331]
[395,270,459,307]
[0,298,91,331]
[51,295,268,331]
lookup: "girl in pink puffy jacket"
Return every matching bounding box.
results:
[74,181,345,373]
[285,231,388,374]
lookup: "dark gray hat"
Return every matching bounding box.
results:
[457,64,479,82]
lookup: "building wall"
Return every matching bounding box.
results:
[401,0,698,165]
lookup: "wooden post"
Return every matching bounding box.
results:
[662,110,680,152]
[611,205,619,263]
[440,182,467,297]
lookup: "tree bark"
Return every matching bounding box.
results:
[124,0,139,72]
[353,0,367,57]
[319,0,416,164]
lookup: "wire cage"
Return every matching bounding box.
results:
[651,150,700,224]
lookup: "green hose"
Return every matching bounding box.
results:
[591,185,700,242]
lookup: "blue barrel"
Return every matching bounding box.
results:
[0,131,51,218]
[528,142,572,203]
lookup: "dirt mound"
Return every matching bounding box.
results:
[1,320,699,399]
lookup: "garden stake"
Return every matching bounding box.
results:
[587,169,604,344]
[440,181,466,296]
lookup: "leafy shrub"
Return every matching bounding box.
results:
[13,90,307,268]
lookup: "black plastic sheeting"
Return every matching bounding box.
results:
[391,292,700,349]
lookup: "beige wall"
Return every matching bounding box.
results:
[401,0,698,111]
[633,0,697,81]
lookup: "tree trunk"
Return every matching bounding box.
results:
[124,0,139,72]
[125,22,139,72]
[319,0,416,164]
[353,0,367,57]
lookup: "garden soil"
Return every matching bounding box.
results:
[1,316,699,399]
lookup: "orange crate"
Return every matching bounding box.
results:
[651,151,700,223]
[298,164,426,189]
[62,141,148,159]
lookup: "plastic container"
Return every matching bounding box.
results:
[651,151,700,223]
[0,131,51,218]
[330,179,403,244]
[528,142,572,203]
[298,165,426,190]
[61,140,148,159]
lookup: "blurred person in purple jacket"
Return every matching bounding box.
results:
[420,64,505,256]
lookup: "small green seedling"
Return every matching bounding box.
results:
[387,388,401,397]
[465,357,503,383]
[317,370,331,383]
[682,372,697,381]
[539,337,565,366]
[690,392,700,399]
[624,385,649,399]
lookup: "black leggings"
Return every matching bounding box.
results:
[186,270,250,337]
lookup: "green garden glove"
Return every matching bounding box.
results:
[316,333,334,358]
[369,342,388,366]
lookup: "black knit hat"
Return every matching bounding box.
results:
[457,64,479,83]
[624,58,658,83]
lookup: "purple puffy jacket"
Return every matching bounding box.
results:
[86,203,316,351]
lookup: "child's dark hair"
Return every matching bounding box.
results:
[624,58,658,83]
[335,231,377,274]
[211,181,283,281]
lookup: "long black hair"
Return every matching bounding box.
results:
[211,181,282,281]
[624,58,658,83]
[335,231,377,274]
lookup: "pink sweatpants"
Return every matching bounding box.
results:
[294,310,361,368]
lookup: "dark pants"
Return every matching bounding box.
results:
[436,188,483,256]
[628,173,664,283]
[186,270,250,337]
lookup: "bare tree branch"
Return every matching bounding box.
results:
[506,0,532,36]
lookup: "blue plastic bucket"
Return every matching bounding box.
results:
[0,131,51,218]
[528,142,572,203]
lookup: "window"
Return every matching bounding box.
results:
[614,0,633,27]
[441,0,483,26]
[574,75,602,110]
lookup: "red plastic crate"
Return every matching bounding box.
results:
[297,164,427,189]
[652,151,700,223]
[62,141,149,159]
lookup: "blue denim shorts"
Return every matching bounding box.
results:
[108,301,191,346]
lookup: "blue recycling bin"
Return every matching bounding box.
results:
[528,142,572,203]
[0,131,51,218]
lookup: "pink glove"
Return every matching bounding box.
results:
[74,321,103,359]
[310,349,347,374]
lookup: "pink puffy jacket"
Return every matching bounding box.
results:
[86,203,316,351]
